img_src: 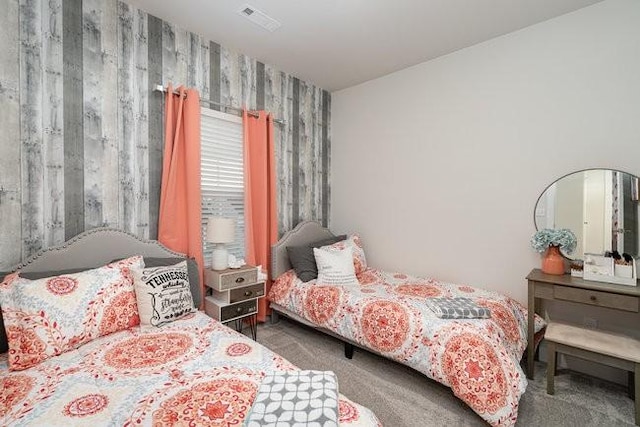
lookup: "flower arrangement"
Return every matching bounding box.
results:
[530,228,577,254]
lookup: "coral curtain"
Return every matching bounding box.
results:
[243,110,277,322]
[158,84,205,308]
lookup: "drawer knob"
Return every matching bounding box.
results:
[235,277,245,284]
[244,291,252,297]
[237,307,243,313]
[590,295,597,301]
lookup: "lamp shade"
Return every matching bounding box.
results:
[206,217,236,244]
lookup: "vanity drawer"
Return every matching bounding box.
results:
[205,296,258,322]
[554,286,639,312]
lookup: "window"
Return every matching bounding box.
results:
[201,108,245,261]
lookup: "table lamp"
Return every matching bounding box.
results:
[206,217,236,270]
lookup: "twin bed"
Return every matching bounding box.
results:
[1,228,379,426]
[269,221,546,427]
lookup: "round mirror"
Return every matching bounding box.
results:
[534,169,640,260]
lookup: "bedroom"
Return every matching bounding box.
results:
[1,0,639,426]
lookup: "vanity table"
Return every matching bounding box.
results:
[526,268,640,379]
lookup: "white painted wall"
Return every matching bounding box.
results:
[331,0,640,306]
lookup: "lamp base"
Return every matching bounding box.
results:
[211,246,229,270]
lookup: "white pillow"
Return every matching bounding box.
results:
[133,261,196,327]
[319,234,368,275]
[313,246,359,286]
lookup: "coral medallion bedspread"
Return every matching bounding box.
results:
[269,268,546,427]
[1,312,379,426]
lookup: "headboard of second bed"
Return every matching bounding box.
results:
[271,220,336,279]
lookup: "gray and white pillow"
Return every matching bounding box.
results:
[132,261,195,327]
[424,297,491,319]
[246,370,339,427]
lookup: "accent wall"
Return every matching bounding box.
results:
[0,0,331,269]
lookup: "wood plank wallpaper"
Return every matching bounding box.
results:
[0,0,331,270]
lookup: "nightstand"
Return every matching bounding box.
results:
[204,265,265,340]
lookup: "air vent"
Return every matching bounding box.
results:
[238,4,281,32]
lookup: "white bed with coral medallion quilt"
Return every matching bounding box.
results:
[1,311,379,426]
[270,265,546,427]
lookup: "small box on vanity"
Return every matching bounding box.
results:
[583,253,637,286]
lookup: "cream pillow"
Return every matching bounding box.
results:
[313,246,359,286]
[320,234,368,275]
[133,261,195,327]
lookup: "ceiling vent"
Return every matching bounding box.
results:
[238,5,281,32]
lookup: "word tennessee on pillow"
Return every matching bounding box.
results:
[133,261,195,327]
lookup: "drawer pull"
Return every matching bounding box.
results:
[244,291,252,297]
[235,277,245,284]
[236,307,243,313]
[590,295,597,301]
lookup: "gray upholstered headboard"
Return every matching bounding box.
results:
[7,227,202,307]
[1,228,202,355]
[271,221,336,279]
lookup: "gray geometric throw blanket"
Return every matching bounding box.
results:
[245,370,339,427]
[424,297,492,319]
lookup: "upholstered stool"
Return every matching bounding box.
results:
[545,322,640,426]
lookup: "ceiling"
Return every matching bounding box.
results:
[126,0,603,91]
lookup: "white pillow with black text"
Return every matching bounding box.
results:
[313,246,359,286]
[132,260,195,327]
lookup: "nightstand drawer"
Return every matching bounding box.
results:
[206,267,258,291]
[554,286,639,312]
[210,282,265,303]
[205,296,257,322]
[230,282,265,302]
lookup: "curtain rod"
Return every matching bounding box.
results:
[154,85,285,125]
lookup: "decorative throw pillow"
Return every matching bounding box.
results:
[314,247,359,286]
[286,235,347,282]
[424,297,492,319]
[246,370,339,427]
[144,257,201,308]
[113,256,201,308]
[133,261,195,327]
[0,256,143,371]
[320,234,368,275]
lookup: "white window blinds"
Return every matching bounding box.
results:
[200,108,246,260]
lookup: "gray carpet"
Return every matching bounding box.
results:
[256,317,635,427]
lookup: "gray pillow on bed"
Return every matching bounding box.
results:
[287,235,347,282]
[0,275,6,353]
